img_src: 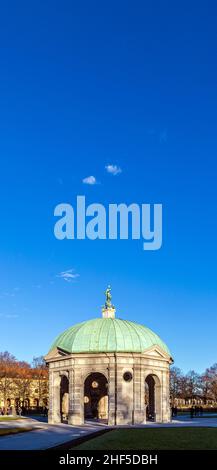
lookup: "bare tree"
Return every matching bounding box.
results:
[32,356,46,370]
[170,367,183,403]
[202,364,217,402]
[13,362,32,407]
[0,352,17,411]
[32,356,48,407]
[185,370,202,398]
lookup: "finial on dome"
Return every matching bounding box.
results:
[102,285,116,318]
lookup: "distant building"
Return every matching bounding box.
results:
[174,395,216,407]
[45,287,173,425]
[0,377,48,412]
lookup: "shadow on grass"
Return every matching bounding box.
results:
[72,428,217,451]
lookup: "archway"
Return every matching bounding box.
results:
[33,398,39,409]
[15,398,20,409]
[60,375,69,423]
[145,374,161,422]
[24,398,30,409]
[6,398,11,407]
[84,372,108,422]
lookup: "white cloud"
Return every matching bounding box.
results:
[105,164,122,176]
[82,175,97,185]
[57,269,80,283]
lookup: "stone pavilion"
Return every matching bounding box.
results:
[45,287,173,425]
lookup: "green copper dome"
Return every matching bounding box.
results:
[50,317,171,356]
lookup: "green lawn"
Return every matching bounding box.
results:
[0,427,33,436]
[73,428,217,450]
[0,417,23,421]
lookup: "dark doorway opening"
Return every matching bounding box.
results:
[145,375,156,421]
[60,375,69,423]
[84,372,108,423]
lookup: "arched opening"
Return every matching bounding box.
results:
[24,398,30,410]
[33,398,39,409]
[60,375,69,423]
[15,398,20,409]
[145,374,161,422]
[84,372,108,423]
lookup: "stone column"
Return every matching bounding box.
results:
[67,368,74,425]
[109,358,146,425]
[155,378,162,422]
[48,370,61,424]
[48,368,53,423]
[161,369,171,422]
[113,361,137,425]
[115,365,127,424]
[133,362,145,424]
[68,367,83,425]
[108,356,116,425]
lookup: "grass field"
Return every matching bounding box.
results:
[73,428,217,450]
[0,417,24,421]
[0,427,33,436]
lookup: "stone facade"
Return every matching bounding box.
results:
[45,346,172,425]
[0,377,48,411]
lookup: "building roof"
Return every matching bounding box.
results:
[49,317,171,356]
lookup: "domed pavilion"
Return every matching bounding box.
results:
[45,287,173,425]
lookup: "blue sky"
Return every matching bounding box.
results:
[0,1,217,373]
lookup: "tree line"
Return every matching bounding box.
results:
[0,351,48,411]
[170,364,217,403]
